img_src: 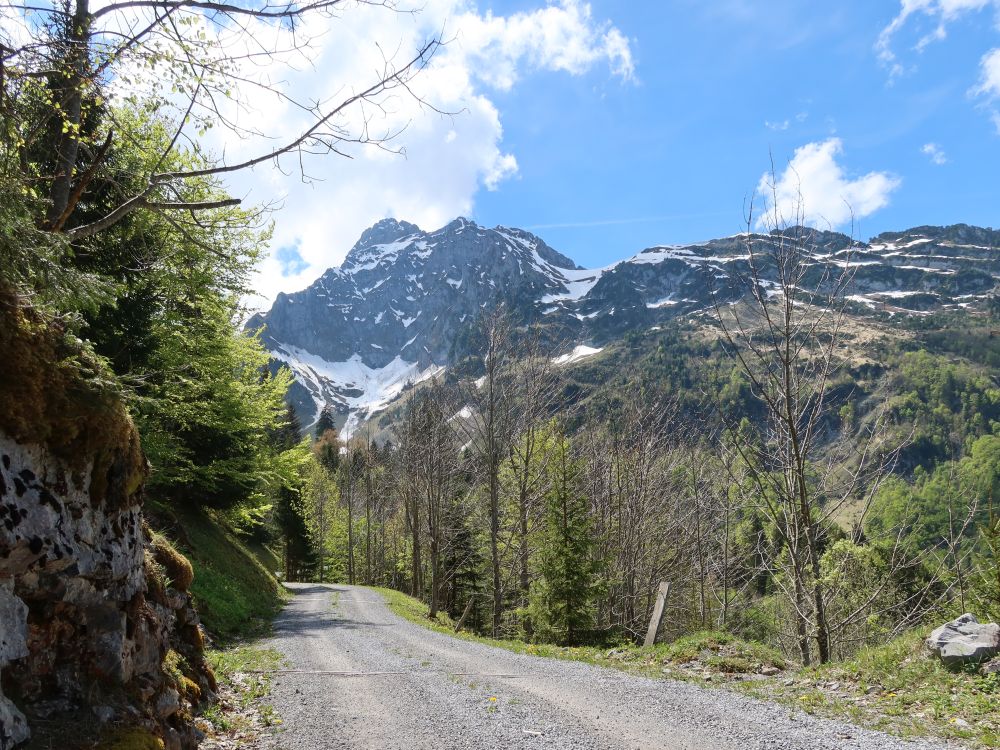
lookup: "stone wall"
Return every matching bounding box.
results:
[0,291,213,749]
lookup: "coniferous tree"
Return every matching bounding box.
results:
[315,404,336,439]
[529,424,600,645]
[277,486,318,581]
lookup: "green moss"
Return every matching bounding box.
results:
[143,550,169,606]
[162,649,185,684]
[149,534,194,592]
[706,655,755,673]
[0,284,145,507]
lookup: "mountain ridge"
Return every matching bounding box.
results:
[248,218,1000,432]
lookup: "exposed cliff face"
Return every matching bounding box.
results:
[251,219,1000,433]
[247,217,581,431]
[0,290,213,750]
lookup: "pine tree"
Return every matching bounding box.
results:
[315,404,336,439]
[277,486,318,581]
[529,424,599,645]
[273,404,303,448]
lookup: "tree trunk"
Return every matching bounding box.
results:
[490,464,502,637]
[792,561,811,666]
[808,535,831,663]
[365,473,372,585]
[429,537,439,618]
[410,495,421,598]
[518,482,532,636]
[46,0,90,228]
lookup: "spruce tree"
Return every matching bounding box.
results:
[315,404,336,439]
[277,486,318,582]
[529,424,599,645]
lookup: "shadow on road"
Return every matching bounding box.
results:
[274,584,394,635]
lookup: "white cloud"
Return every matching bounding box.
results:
[877,0,998,79]
[0,7,32,49]
[974,47,1000,97]
[218,0,635,305]
[921,142,948,164]
[756,139,901,230]
[877,2,1000,130]
[41,0,632,306]
[765,119,790,131]
[451,1,635,90]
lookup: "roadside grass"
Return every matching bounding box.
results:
[372,586,783,679]
[737,629,1000,748]
[141,503,289,744]
[203,643,286,734]
[375,586,998,748]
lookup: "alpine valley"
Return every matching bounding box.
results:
[248,218,1000,432]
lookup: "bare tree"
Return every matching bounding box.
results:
[1,0,440,237]
[457,309,517,636]
[712,190,901,664]
[394,422,422,599]
[395,383,462,617]
[339,440,360,585]
[504,329,562,627]
[312,427,341,582]
[577,396,697,641]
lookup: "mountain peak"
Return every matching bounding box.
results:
[354,218,422,250]
[251,221,999,433]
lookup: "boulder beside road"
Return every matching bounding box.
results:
[926,613,1000,668]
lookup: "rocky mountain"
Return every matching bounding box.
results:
[249,219,1000,432]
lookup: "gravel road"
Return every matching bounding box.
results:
[255,583,952,750]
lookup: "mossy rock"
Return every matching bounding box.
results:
[97,727,164,750]
[144,550,169,606]
[0,285,146,507]
[180,675,202,704]
[150,535,194,592]
[706,655,755,673]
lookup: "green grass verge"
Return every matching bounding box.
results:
[737,629,1000,748]
[147,501,286,639]
[203,644,286,732]
[372,586,784,679]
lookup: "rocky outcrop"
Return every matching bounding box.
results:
[0,289,214,749]
[926,613,1000,668]
[247,217,582,429]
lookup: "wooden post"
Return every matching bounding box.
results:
[643,582,671,648]
[454,595,476,633]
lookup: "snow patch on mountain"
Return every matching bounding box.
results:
[251,219,1000,433]
[552,345,604,366]
[271,344,443,434]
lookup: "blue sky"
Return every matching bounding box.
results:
[469,0,999,268]
[5,0,994,300]
[120,0,993,301]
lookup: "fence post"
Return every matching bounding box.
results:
[643,581,671,648]
[454,595,476,632]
